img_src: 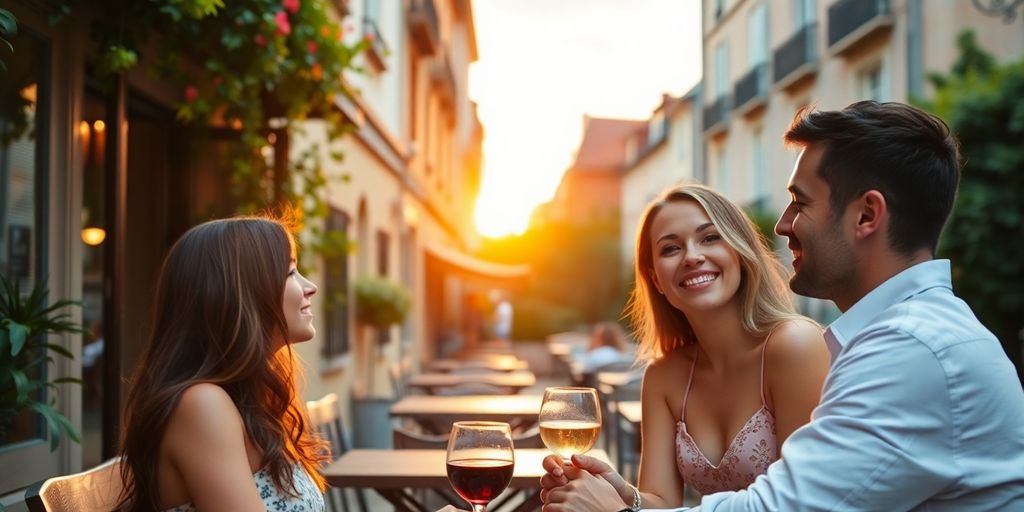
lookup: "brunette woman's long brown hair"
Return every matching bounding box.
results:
[118,217,328,511]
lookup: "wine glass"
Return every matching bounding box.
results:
[539,386,602,463]
[446,421,515,512]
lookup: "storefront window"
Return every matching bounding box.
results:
[0,26,49,449]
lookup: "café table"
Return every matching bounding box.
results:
[406,371,537,395]
[617,400,642,428]
[427,357,529,373]
[391,394,542,434]
[325,448,612,512]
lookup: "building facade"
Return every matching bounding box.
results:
[701,0,1024,321]
[702,0,1024,212]
[0,0,518,502]
[619,88,703,275]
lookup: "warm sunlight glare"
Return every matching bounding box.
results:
[469,0,701,238]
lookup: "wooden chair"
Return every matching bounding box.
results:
[306,393,367,512]
[23,457,124,512]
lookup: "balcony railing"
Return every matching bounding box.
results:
[408,0,440,55]
[733,63,769,117]
[363,17,389,71]
[828,0,892,56]
[703,95,731,135]
[773,22,818,91]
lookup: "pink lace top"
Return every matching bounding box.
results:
[675,342,777,495]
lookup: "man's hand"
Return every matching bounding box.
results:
[539,454,635,507]
[542,462,629,512]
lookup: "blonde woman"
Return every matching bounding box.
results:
[540,184,830,511]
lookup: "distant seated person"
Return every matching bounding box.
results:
[578,321,633,374]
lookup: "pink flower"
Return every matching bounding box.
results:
[254,34,267,47]
[274,11,291,36]
[283,0,300,14]
[184,85,199,103]
[307,40,318,53]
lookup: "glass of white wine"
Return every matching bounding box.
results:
[538,386,602,463]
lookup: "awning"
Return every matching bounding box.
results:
[424,242,530,286]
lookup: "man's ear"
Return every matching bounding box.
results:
[853,190,887,241]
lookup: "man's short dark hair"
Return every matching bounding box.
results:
[784,101,961,256]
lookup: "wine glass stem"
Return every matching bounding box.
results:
[472,505,487,512]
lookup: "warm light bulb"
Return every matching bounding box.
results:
[81,227,107,246]
[79,121,90,137]
[93,120,106,132]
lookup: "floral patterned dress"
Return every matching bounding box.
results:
[674,345,778,495]
[163,463,325,512]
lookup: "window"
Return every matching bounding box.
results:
[748,3,768,67]
[752,128,767,201]
[792,0,816,30]
[676,117,689,163]
[714,0,726,20]
[322,208,351,359]
[714,43,729,99]
[0,25,49,451]
[648,110,666,146]
[376,229,390,276]
[716,147,729,193]
[859,62,886,101]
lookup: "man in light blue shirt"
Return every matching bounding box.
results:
[538,102,1024,511]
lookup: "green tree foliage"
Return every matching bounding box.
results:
[48,0,364,269]
[926,31,1024,382]
[479,215,626,341]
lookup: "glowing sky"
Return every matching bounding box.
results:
[470,0,702,237]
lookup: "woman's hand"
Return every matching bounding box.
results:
[539,454,635,508]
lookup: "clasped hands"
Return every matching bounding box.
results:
[436,454,633,512]
[538,453,634,512]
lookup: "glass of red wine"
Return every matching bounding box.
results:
[446,421,515,512]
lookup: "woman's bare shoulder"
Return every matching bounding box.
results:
[766,319,829,367]
[644,347,693,386]
[167,384,245,443]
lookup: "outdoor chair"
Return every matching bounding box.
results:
[306,393,367,512]
[23,457,124,512]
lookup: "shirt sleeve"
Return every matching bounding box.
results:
[695,326,956,511]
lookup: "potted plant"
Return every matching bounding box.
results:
[0,275,85,450]
[350,275,409,448]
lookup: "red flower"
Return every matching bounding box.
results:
[184,85,199,103]
[311,63,323,80]
[255,34,267,47]
[283,0,300,14]
[307,40,318,53]
[274,11,291,36]
[364,32,375,43]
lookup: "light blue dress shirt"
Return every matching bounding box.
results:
[652,260,1024,511]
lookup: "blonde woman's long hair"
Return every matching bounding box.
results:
[625,184,807,364]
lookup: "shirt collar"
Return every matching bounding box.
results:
[824,259,952,358]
